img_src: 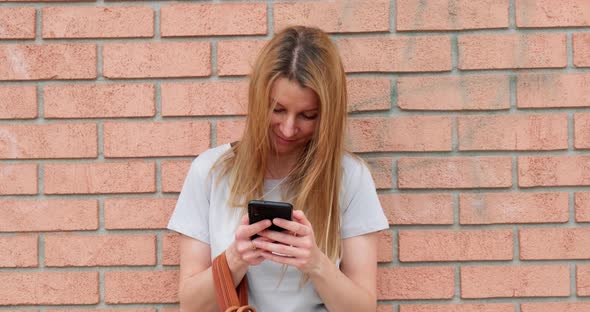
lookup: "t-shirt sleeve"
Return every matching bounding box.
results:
[340,159,389,239]
[167,157,212,244]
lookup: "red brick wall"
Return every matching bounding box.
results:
[1,1,590,311]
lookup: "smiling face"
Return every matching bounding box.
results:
[269,77,319,158]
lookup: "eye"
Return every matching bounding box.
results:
[301,113,318,120]
[273,108,286,113]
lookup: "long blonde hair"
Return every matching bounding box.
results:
[215,26,348,263]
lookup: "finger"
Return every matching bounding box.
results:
[292,210,313,227]
[257,229,300,247]
[236,219,272,239]
[259,250,300,267]
[272,218,310,237]
[253,240,307,258]
[240,214,249,225]
[244,250,265,264]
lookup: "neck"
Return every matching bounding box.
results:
[266,152,300,179]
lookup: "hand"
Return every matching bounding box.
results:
[227,215,271,267]
[253,210,322,275]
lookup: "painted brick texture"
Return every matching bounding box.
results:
[2,1,588,310]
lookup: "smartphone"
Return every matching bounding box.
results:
[248,200,293,238]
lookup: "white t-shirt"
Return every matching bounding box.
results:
[167,143,388,312]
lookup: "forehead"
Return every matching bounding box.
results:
[270,77,318,111]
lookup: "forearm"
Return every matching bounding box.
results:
[179,247,249,312]
[179,266,218,312]
[310,255,377,312]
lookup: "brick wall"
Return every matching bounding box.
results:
[1,1,590,311]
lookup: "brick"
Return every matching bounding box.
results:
[458,34,567,70]
[0,123,97,159]
[104,270,179,303]
[519,156,590,187]
[377,266,454,299]
[45,234,155,266]
[105,198,176,230]
[574,33,590,67]
[378,305,393,312]
[338,36,451,73]
[0,44,96,80]
[274,0,389,33]
[517,73,590,108]
[0,7,35,39]
[522,302,590,312]
[348,117,452,152]
[379,194,454,225]
[0,163,37,195]
[576,113,590,149]
[217,40,267,76]
[43,6,153,38]
[400,229,513,262]
[576,192,590,222]
[103,42,210,78]
[216,119,245,145]
[163,232,179,266]
[0,0,93,2]
[104,121,210,158]
[461,265,570,298]
[347,78,391,112]
[161,160,191,193]
[161,3,266,37]
[161,81,247,117]
[397,0,509,31]
[400,304,515,312]
[398,75,510,111]
[458,114,568,151]
[516,0,590,27]
[0,272,98,305]
[0,85,36,119]
[399,157,512,189]
[44,83,155,118]
[520,228,590,260]
[0,235,37,267]
[460,192,569,224]
[44,162,155,194]
[377,230,393,263]
[49,309,154,312]
[162,78,390,115]
[365,157,392,189]
[0,199,97,232]
[578,265,590,296]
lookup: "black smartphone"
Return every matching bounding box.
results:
[248,200,293,238]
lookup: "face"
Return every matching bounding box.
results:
[269,77,319,157]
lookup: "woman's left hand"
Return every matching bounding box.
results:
[252,210,323,275]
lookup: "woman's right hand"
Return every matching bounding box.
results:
[227,215,272,267]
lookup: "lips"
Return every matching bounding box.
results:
[273,133,297,145]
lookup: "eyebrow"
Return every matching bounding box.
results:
[274,102,318,112]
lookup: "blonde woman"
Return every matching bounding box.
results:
[168,26,388,311]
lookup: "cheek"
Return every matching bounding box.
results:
[269,115,281,128]
[301,122,317,138]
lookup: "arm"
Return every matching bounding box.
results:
[177,217,271,312]
[309,233,379,311]
[254,211,379,311]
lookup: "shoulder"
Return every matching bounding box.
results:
[189,143,232,176]
[341,152,369,182]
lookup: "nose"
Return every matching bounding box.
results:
[279,115,297,138]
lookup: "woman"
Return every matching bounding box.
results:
[167,26,388,311]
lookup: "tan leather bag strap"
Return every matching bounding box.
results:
[212,252,256,312]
